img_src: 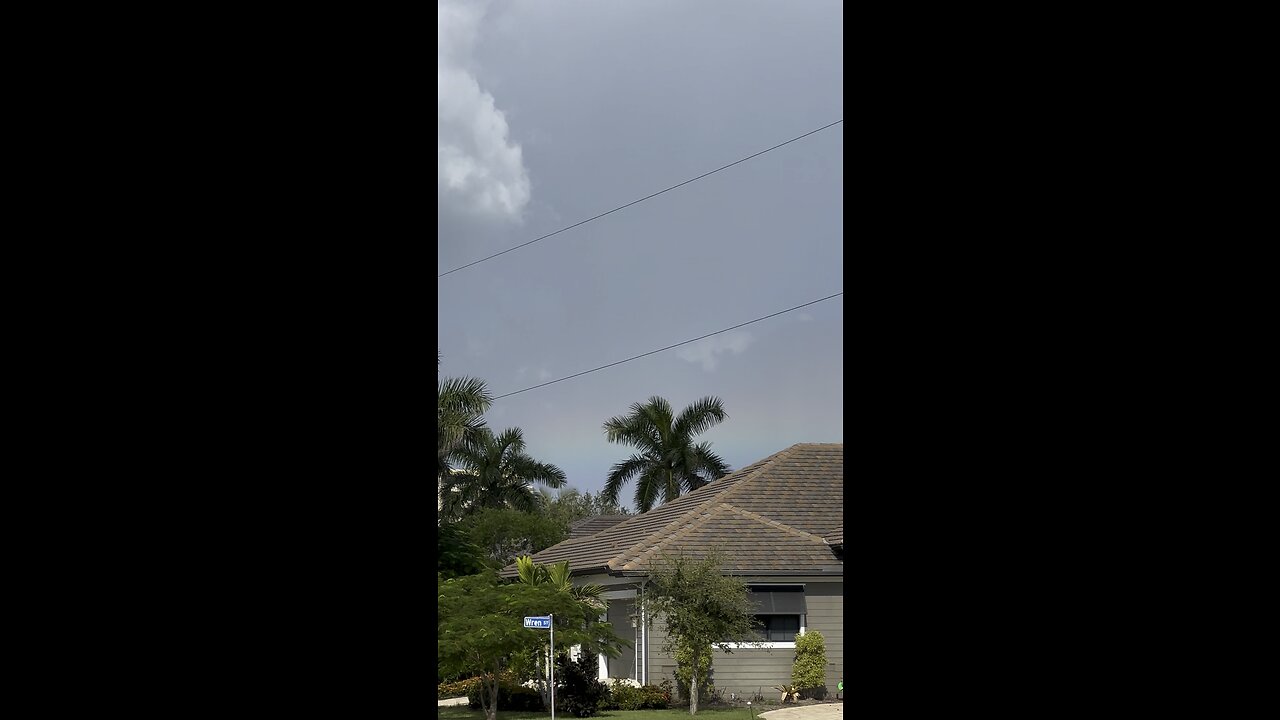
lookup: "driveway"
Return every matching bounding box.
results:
[759,703,843,720]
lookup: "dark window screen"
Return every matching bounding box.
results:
[748,585,806,614]
[755,614,800,642]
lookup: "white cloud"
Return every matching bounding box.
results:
[438,0,530,222]
[676,331,755,371]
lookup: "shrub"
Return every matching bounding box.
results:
[641,681,673,709]
[601,681,671,711]
[438,676,481,699]
[556,653,609,717]
[606,683,645,711]
[465,672,545,711]
[792,630,828,699]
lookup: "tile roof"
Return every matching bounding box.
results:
[568,515,631,539]
[500,443,843,577]
[824,523,843,547]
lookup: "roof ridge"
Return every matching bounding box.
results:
[618,507,721,570]
[570,514,627,527]
[718,502,829,544]
[713,445,800,505]
[598,488,733,569]
[578,454,780,566]
[501,443,843,577]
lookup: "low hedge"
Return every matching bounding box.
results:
[468,683,544,711]
[438,677,481,699]
[439,672,545,712]
[601,681,672,710]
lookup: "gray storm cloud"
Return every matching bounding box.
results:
[438,0,531,222]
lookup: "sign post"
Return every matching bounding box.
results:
[524,615,555,720]
[550,614,554,720]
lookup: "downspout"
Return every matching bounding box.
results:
[641,580,648,685]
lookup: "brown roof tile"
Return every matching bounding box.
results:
[824,523,843,547]
[500,443,843,577]
[568,515,631,539]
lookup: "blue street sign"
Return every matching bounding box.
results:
[523,616,552,629]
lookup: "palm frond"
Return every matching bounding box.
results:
[692,442,731,481]
[602,396,729,513]
[673,396,727,439]
[604,454,647,505]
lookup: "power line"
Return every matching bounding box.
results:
[492,291,843,400]
[439,119,844,278]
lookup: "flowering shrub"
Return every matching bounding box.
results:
[438,677,482,699]
[439,671,544,710]
[466,673,544,712]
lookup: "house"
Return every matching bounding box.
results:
[500,443,843,696]
[567,514,631,539]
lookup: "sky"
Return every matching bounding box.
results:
[438,0,843,511]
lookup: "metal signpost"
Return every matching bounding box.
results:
[523,615,554,720]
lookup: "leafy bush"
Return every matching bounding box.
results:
[606,683,645,710]
[601,681,671,711]
[792,630,827,699]
[439,676,481,699]
[673,643,713,702]
[642,681,673,709]
[465,672,545,711]
[556,653,609,717]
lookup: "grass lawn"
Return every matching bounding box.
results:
[438,707,755,720]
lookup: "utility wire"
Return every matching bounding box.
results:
[492,291,843,400]
[439,119,844,278]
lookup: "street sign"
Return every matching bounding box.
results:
[523,615,556,720]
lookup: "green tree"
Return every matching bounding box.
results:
[792,630,828,698]
[602,396,731,513]
[438,354,492,483]
[440,427,566,522]
[544,488,634,529]
[438,521,489,579]
[644,552,760,715]
[514,556,608,707]
[464,507,569,570]
[439,569,626,720]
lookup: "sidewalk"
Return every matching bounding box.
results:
[759,703,843,720]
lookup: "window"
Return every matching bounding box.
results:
[723,585,807,647]
[755,614,800,641]
[749,585,806,613]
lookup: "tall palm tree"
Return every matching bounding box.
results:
[602,396,731,513]
[438,353,493,482]
[439,427,567,521]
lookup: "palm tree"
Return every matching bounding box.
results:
[602,396,731,513]
[439,427,567,521]
[438,353,492,482]
[515,556,606,610]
